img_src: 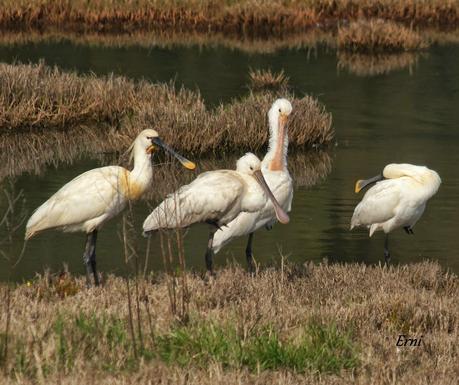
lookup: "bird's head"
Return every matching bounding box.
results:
[132,129,196,170]
[268,98,293,134]
[236,153,290,224]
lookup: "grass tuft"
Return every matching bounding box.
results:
[248,69,290,92]
[338,19,429,53]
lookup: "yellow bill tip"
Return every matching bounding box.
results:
[182,161,196,170]
[354,180,363,193]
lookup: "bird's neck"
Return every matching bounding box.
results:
[124,151,153,200]
[262,119,288,172]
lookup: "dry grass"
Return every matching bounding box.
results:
[249,69,290,92]
[0,260,457,384]
[338,19,429,53]
[0,62,334,156]
[337,51,423,76]
[0,0,457,34]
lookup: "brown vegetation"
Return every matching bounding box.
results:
[0,0,457,34]
[249,69,290,92]
[0,261,457,384]
[338,19,429,53]
[0,62,334,154]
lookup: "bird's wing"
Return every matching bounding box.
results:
[351,179,402,229]
[143,171,245,230]
[26,166,125,237]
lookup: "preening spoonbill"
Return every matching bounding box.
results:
[210,98,294,272]
[142,152,289,273]
[25,129,195,285]
[350,163,441,263]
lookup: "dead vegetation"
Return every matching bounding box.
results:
[0,260,457,384]
[0,62,334,155]
[338,19,429,53]
[0,0,457,34]
[248,69,290,92]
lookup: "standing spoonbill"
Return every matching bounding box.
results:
[25,129,195,286]
[210,98,293,272]
[142,152,290,273]
[350,163,441,263]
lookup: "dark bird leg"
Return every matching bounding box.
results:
[205,227,217,275]
[245,232,255,274]
[404,226,414,235]
[384,234,390,264]
[83,230,99,286]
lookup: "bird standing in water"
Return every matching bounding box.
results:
[25,129,195,286]
[142,152,289,274]
[211,98,294,272]
[351,163,441,263]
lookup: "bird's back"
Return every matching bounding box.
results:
[25,166,127,239]
[143,170,246,231]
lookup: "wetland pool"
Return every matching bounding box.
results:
[0,42,458,280]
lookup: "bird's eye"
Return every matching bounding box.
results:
[250,166,253,170]
[278,108,281,112]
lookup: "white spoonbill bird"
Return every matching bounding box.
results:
[142,152,290,273]
[210,98,293,272]
[350,163,441,263]
[25,129,195,286]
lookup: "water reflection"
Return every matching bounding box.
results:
[0,150,332,281]
[337,52,424,77]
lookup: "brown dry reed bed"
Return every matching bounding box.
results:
[0,0,458,34]
[0,261,457,384]
[338,19,429,53]
[0,62,334,155]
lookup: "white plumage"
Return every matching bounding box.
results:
[210,98,294,270]
[143,152,289,273]
[350,163,441,261]
[25,128,195,285]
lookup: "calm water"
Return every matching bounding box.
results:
[1,41,458,280]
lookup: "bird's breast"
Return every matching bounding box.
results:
[120,170,147,201]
